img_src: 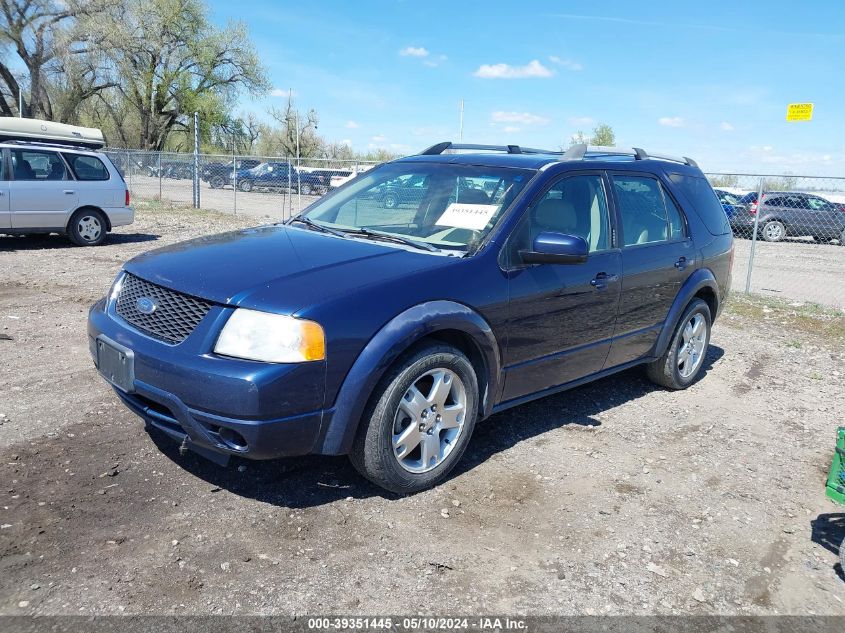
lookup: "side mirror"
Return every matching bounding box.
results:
[520,232,588,265]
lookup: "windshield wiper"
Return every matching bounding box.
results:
[341,228,439,252]
[287,216,348,239]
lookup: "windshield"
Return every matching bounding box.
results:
[299,162,535,252]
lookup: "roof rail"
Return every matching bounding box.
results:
[419,141,562,156]
[561,144,699,168]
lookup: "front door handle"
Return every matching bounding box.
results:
[674,256,692,271]
[590,272,619,290]
[64,189,75,195]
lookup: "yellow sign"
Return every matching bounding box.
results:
[786,103,814,121]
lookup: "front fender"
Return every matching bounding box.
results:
[316,300,501,455]
[651,268,718,359]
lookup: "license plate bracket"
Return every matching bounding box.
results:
[95,336,135,393]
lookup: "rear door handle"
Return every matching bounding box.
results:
[590,272,619,289]
[64,189,75,195]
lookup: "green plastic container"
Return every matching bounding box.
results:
[825,427,845,505]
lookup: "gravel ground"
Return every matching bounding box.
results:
[1,205,844,616]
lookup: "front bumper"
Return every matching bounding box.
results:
[88,296,327,462]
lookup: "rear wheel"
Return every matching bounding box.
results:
[761,220,786,242]
[646,299,711,390]
[209,175,225,189]
[68,208,107,246]
[350,344,478,494]
[238,179,253,192]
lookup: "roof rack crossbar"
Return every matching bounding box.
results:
[419,141,562,156]
[559,144,698,167]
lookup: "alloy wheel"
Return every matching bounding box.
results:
[392,368,467,473]
[677,313,706,379]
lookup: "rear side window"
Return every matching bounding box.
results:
[611,175,683,246]
[63,154,110,181]
[668,173,731,235]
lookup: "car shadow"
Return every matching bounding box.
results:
[811,513,845,581]
[0,232,159,251]
[150,344,725,509]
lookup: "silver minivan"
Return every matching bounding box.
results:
[0,119,133,246]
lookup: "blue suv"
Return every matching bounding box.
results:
[88,142,733,493]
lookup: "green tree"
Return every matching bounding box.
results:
[92,0,269,149]
[590,123,615,146]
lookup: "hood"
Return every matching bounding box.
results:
[123,225,453,314]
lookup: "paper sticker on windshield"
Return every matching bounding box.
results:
[435,203,498,230]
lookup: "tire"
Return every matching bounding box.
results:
[209,175,225,189]
[238,179,253,193]
[646,299,712,390]
[839,228,845,246]
[382,193,398,209]
[761,220,786,242]
[67,208,107,247]
[349,343,479,494]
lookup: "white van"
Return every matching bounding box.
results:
[0,118,133,246]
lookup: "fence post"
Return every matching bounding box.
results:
[744,177,765,294]
[157,152,162,201]
[233,153,237,215]
[287,158,292,221]
[192,111,200,209]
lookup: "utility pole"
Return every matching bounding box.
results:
[459,99,464,142]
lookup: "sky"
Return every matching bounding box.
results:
[206,0,845,175]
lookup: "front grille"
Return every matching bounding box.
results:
[115,273,212,344]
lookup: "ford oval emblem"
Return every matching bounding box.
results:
[136,297,157,315]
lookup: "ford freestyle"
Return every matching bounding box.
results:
[88,142,733,493]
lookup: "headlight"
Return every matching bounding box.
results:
[214,309,325,363]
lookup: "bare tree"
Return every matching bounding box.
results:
[268,95,321,158]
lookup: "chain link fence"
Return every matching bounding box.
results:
[704,173,845,309]
[104,149,379,221]
[102,150,844,310]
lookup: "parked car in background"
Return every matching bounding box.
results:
[0,118,133,246]
[329,164,375,189]
[230,161,328,194]
[733,191,845,243]
[202,158,261,188]
[88,141,732,493]
[713,188,743,222]
[147,159,194,180]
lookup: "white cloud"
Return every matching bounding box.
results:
[345,120,360,129]
[423,54,448,68]
[569,116,594,126]
[720,121,734,131]
[549,55,583,71]
[473,59,554,79]
[491,111,550,126]
[341,139,352,147]
[399,46,429,57]
[270,88,297,98]
[503,126,520,134]
[371,134,387,143]
[658,116,685,128]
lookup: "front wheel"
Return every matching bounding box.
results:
[350,344,479,494]
[68,208,107,246]
[238,179,253,192]
[209,175,225,189]
[646,299,711,390]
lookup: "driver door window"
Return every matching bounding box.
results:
[525,174,611,253]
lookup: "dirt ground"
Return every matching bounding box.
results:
[1,205,845,616]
